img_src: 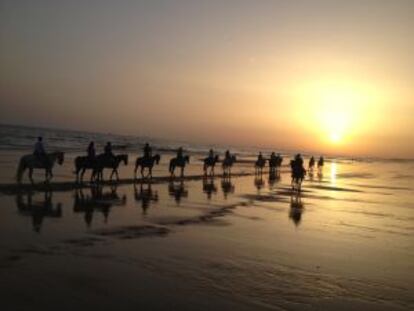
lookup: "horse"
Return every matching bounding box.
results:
[74,156,96,183]
[269,155,283,174]
[169,155,189,177]
[290,159,306,192]
[222,155,236,176]
[255,157,266,175]
[16,152,65,184]
[203,155,219,176]
[134,154,161,179]
[92,154,128,182]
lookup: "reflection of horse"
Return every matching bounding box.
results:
[203,155,220,176]
[268,170,280,189]
[134,182,158,215]
[16,152,64,184]
[168,180,188,204]
[16,191,62,232]
[169,156,190,177]
[221,176,235,199]
[255,158,266,175]
[74,156,95,183]
[134,154,161,179]
[289,194,304,226]
[254,175,265,191]
[73,185,126,227]
[222,155,236,176]
[290,159,306,192]
[202,176,217,199]
[92,154,128,182]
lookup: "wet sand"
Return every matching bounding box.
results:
[0,158,413,310]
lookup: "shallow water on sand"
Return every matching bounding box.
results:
[0,160,413,310]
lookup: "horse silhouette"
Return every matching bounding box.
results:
[169,156,190,177]
[255,157,266,175]
[203,155,220,176]
[269,154,283,174]
[74,156,95,183]
[290,159,306,192]
[16,152,64,184]
[92,154,128,182]
[16,191,62,232]
[222,155,236,176]
[134,154,161,179]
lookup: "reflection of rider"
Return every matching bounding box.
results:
[33,136,49,166]
[104,142,114,158]
[87,141,95,160]
[143,143,152,160]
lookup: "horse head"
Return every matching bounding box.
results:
[154,154,161,164]
[185,156,190,164]
[121,154,129,165]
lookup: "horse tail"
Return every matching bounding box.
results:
[16,157,26,183]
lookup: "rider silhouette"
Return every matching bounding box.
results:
[143,143,152,160]
[104,142,114,158]
[33,136,48,166]
[258,152,264,162]
[87,141,95,160]
[177,147,184,160]
[225,150,231,160]
[208,149,214,159]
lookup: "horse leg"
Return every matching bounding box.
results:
[115,169,120,182]
[29,168,34,184]
[80,168,86,184]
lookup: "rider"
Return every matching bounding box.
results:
[258,152,264,162]
[208,149,214,159]
[295,153,304,167]
[318,156,324,167]
[143,142,152,160]
[104,142,114,158]
[225,150,231,160]
[87,141,95,160]
[33,136,48,166]
[309,156,315,168]
[177,147,184,161]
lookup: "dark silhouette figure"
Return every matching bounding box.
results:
[168,179,188,204]
[16,191,62,232]
[134,154,161,179]
[16,151,64,184]
[202,176,218,200]
[134,182,158,215]
[290,154,306,192]
[268,169,281,189]
[289,194,304,226]
[255,152,266,175]
[269,152,283,174]
[203,149,220,176]
[143,143,152,160]
[222,150,236,176]
[104,142,114,158]
[221,175,235,199]
[317,156,324,174]
[74,141,97,183]
[309,156,315,171]
[92,154,128,182]
[73,185,126,227]
[169,147,189,177]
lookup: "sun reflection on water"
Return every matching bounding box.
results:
[330,161,337,184]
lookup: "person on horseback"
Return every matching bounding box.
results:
[318,156,324,167]
[258,152,264,162]
[87,141,95,160]
[270,152,276,161]
[104,142,114,159]
[208,149,214,160]
[177,147,184,161]
[143,142,152,160]
[309,156,315,169]
[33,136,49,166]
[225,150,231,161]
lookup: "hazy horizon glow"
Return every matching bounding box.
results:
[1,0,413,157]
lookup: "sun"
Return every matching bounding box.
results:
[329,132,342,143]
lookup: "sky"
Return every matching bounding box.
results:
[1,0,413,157]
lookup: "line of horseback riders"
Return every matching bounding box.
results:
[16,137,324,189]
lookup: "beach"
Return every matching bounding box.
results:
[0,131,413,310]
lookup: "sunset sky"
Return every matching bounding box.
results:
[1,0,413,157]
